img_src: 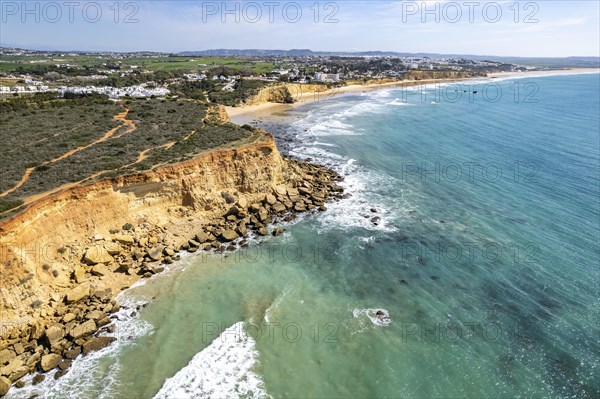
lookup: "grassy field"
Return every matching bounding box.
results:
[0,55,275,75]
[0,95,254,218]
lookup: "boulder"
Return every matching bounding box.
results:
[44,325,64,347]
[1,357,23,377]
[91,264,109,277]
[93,288,112,303]
[32,374,45,385]
[104,242,122,256]
[12,344,23,356]
[69,320,97,339]
[83,246,113,265]
[40,354,61,372]
[264,194,277,206]
[298,186,312,195]
[249,203,262,212]
[220,230,239,242]
[236,197,248,209]
[62,313,76,323]
[236,224,247,237]
[8,367,27,383]
[54,369,67,380]
[163,247,175,257]
[225,206,240,216]
[146,246,164,261]
[73,266,86,284]
[257,208,269,223]
[85,310,105,320]
[0,376,10,396]
[272,228,284,237]
[272,203,286,213]
[58,360,72,370]
[274,186,287,196]
[112,234,135,245]
[66,283,90,304]
[257,227,268,236]
[144,262,164,274]
[294,203,306,212]
[0,349,16,365]
[194,232,209,243]
[82,337,116,356]
[63,347,81,360]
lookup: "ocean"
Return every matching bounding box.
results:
[10,72,600,398]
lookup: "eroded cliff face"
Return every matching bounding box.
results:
[0,133,292,324]
[244,83,329,105]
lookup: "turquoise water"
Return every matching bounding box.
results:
[11,73,600,398]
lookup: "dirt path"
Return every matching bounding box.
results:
[0,107,136,199]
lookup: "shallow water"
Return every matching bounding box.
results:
[10,72,600,398]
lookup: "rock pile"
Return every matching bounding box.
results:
[0,159,344,396]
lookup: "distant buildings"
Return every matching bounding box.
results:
[314,73,340,82]
[57,83,169,99]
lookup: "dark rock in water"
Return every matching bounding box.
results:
[54,369,68,380]
[272,227,284,236]
[376,310,385,316]
[439,220,446,224]
[416,256,425,265]
[283,214,296,222]
[430,276,440,281]
[371,217,381,225]
[32,374,45,385]
[370,208,377,213]
[399,279,408,285]
[82,337,117,355]
[58,360,72,370]
[64,346,81,360]
[14,380,25,388]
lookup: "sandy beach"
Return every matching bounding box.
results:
[226,68,600,125]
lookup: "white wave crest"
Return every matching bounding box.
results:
[153,322,268,399]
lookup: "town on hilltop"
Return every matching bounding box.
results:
[0,47,550,100]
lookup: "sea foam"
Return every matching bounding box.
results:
[153,322,268,399]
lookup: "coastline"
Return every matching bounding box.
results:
[226,68,600,125]
[0,131,345,396]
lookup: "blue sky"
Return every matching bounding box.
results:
[1,1,599,56]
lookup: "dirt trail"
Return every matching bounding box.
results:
[132,142,177,164]
[0,107,136,199]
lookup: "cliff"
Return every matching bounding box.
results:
[244,83,330,105]
[0,121,347,392]
[243,72,481,106]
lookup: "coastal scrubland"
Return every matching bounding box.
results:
[0,94,255,219]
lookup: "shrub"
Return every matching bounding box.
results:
[122,223,134,231]
[30,300,44,309]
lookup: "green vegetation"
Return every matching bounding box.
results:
[0,95,255,217]
[0,54,274,78]
[172,79,270,106]
[0,199,24,213]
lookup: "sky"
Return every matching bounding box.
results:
[1,0,599,57]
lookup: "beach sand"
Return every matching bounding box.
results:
[226,68,600,125]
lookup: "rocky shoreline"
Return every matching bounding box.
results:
[0,158,344,397]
